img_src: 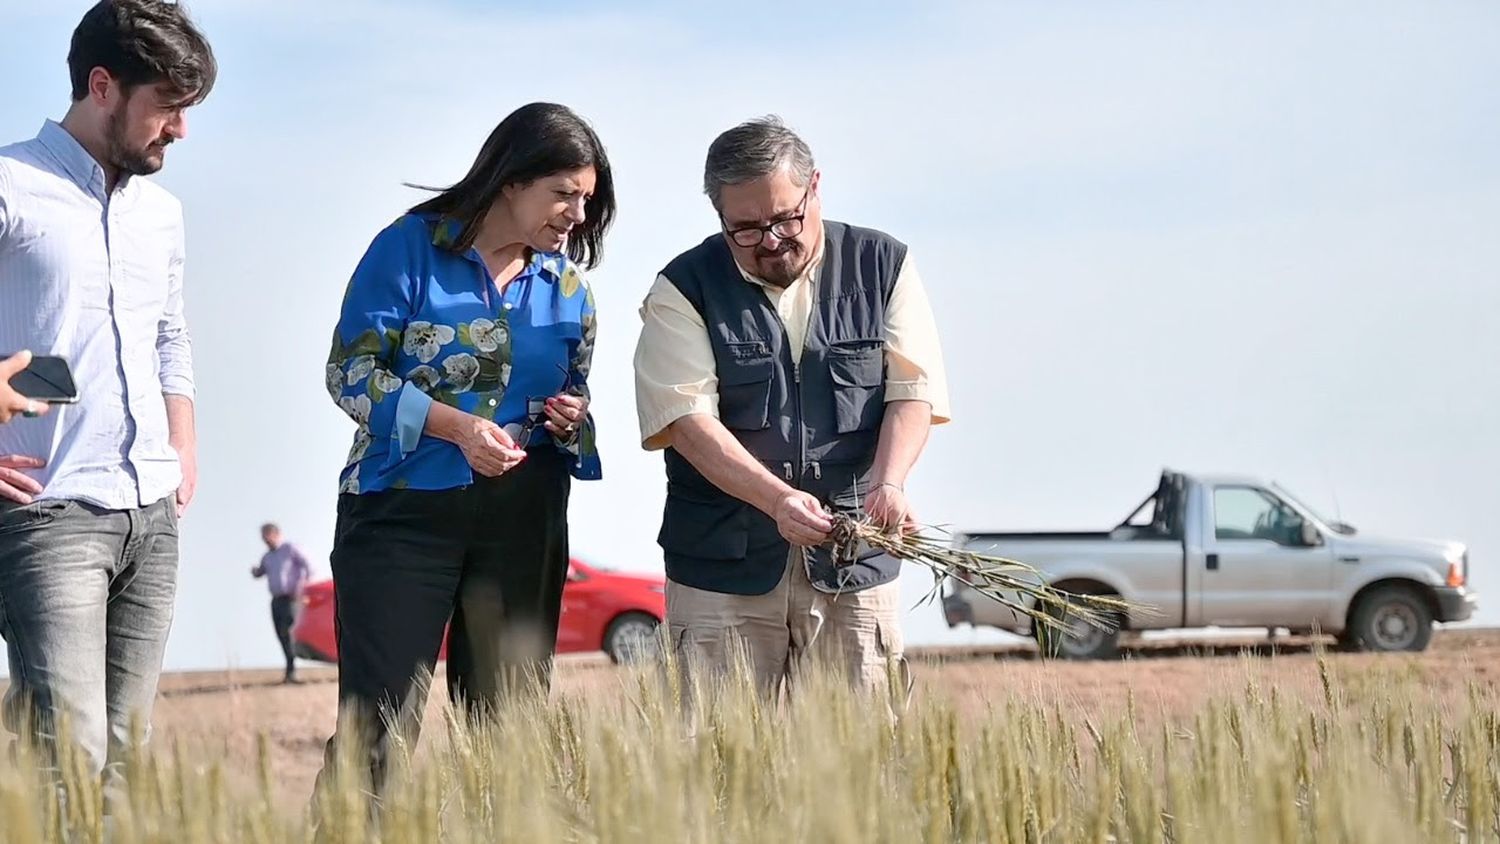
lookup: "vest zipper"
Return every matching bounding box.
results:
[792,352,806,489]
[764,301,808,491]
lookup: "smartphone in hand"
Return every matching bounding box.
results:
[7,355,80,404]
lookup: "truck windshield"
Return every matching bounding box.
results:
[1270,483,1335,528]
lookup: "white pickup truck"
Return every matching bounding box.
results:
[942,470,1477,658]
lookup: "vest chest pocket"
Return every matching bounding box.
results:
[717,343,774,431]
[827,341,886,433]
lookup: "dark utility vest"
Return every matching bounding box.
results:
[657,220,906,595]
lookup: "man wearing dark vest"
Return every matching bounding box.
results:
[633,116,950,699]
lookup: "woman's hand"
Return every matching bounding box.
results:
[543,393,588,441]
[457,417,527,477]
[427,403,527,477]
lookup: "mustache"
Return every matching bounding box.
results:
[755,241,800,260]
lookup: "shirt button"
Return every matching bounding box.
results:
[488,399,497,407]
[503,303,513,310]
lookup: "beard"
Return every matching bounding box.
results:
[752,239,810,288]
[105,106,168,177]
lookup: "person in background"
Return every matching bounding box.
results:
[251,523,311,684]
[633,116,950,706]
[0,0,215,781]
[0,352,50,425]
[318,102,615,792]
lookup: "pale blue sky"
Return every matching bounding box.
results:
[2,1,1497,671]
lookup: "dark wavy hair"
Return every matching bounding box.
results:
[409,103,616,270]
[68,0,217,105]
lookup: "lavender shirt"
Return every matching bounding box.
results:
[254,543,310,598]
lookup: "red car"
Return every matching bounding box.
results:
[292,559,666,665]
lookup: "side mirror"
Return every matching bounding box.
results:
[1300,521,1323,547]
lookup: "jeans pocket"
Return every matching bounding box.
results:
[0,499,74,536]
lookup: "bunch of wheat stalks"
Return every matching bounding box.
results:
[826,513,1132,634]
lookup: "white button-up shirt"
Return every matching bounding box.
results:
[0,121,194,510]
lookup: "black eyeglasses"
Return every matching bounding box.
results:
[721,187,811,248]
[516,363,575,447]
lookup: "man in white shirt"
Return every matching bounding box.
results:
[0,0,216,780]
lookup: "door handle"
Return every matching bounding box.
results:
[1206,553,1219,571]
[1339,556,1361,564]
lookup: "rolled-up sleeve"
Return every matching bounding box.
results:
[156,215,195,399]
[633,274,719,451]
[884,254,951,424]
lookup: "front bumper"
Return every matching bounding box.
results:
[1433,586,1478,623]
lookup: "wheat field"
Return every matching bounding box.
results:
[0,633,1497,843]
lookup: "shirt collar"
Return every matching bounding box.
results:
[36,120,121,199]
[430,216,566,282]
[430,215,467,252]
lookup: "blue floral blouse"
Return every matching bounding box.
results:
[326,214,600,494]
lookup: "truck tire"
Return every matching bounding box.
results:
[1344,586,1434,653]
[1035,600,1122,660]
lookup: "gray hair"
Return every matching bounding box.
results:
[703,116,816,210]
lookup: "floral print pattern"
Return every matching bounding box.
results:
[408,365,440,391]
[441,353,480,392]
[465,318,506,352]
[327,214,601,494]
[403,322,456,364]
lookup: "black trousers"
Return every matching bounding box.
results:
[319,448,572,787]
[270,595,297,676]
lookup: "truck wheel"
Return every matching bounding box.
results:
[1035,602,1122,660]
[604,612,661,664]
[1346,587,1433,653]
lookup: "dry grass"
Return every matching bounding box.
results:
[1,631,1497,842]
[831,516,1133,633]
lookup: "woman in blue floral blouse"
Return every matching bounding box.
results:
[319,102,615,785]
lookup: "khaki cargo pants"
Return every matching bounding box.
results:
[666,554,912,708]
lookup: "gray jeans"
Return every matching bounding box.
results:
[0,496,178,779]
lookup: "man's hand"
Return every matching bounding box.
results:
[164,395,197,517]
[0,454,46,505]
[774,490,834,547]
[865,482,918,535]
[543,393,587,441]
[172,442,197,517]
[0,351,49,425]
